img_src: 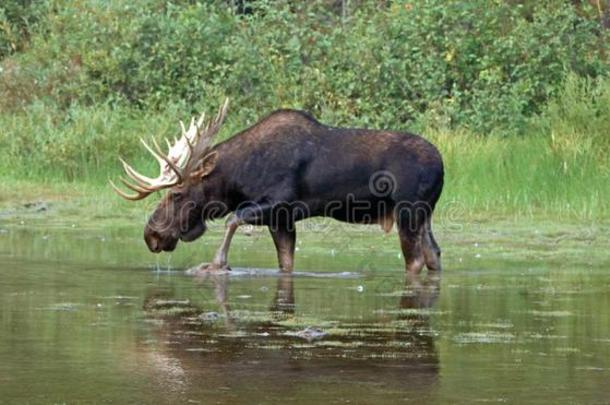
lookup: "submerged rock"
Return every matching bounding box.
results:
[23,201,49,212]
[199,312,222,322]
[295,327,328,341]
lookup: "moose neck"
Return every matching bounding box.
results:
[199,146,241,221]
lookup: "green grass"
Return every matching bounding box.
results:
[1,127,608,223]
[429,129,609,220]
[0,2,608,222]
[1,75,609,221]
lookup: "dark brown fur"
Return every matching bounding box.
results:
[144,110,444,274]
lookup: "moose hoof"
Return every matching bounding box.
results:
[185,263,231,276]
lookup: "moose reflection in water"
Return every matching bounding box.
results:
[137,272,441,400]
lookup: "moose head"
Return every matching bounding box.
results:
[110,100,229,253]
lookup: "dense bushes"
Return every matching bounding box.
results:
[0,0,609,217]
[1,0,608,133]
[0,0,47,59]
[1,73,609,218]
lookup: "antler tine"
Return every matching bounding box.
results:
[217,98,229,125]
[179,114,202,151]
[111,99,230,201]
[139,137,182,183]
[185,117,196,139]
[204,99,227,141]
[151,137,184,183]
[119,157,157,187]
[184,133,194,154]
[208,97,229,132]
[196,111,206,129]
[119,177,155,193]
[139,138,166,167]
[109,179,151,201]
[199,97,229,146]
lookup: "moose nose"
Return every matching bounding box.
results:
[144,228,162,253]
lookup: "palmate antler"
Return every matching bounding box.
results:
[110,99,229,200]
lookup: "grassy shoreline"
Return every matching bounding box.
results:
[1,78,608,223]
[1,2,608,223]
[2,124,608,224]
[1,174,608,229]
[2,179,608,275]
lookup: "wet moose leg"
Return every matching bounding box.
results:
[198,214,242,271]
[269,225,296,273]
[198,203,294,273]
[399,225,425,274]
[421,218,442,272]
[395,203,426,274]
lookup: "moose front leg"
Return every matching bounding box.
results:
[194,202,285,273]
[197,215,242,272]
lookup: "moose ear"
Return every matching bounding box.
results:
[190,151,219,180]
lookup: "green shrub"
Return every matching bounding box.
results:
[532,73,610,162]
[0,0,609,217]
[1,0,608,133]
[0,0,48,59]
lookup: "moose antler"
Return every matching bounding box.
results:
[110,98,229,200]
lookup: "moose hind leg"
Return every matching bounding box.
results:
[269,225,296,273]
[396,202,427,274]
[398,225,425,274]
[422,218,442,272]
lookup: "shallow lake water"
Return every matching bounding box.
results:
[1,221,609,404]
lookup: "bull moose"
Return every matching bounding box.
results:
[111,100,444,274]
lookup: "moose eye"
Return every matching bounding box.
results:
[171,191,183,201]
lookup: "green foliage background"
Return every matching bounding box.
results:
[2,0,609,129]
[0,0,609,218]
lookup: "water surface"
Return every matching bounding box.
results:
[1,223,609,404]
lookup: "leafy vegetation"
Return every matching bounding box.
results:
[2,0,609,128]
[0,0,609,219]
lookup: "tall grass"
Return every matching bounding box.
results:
[432,131,608,219]
[1,75,608,220]
[0,101,245,182]
[434,74,610,219]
